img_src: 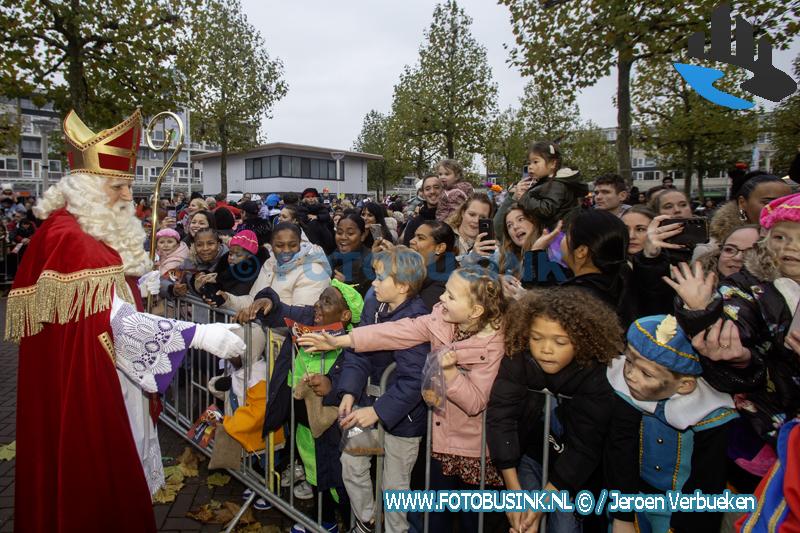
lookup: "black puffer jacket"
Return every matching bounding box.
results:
[674,251,800,445]
[487,352,615,495]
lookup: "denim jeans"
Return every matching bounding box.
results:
[517,454,582,533]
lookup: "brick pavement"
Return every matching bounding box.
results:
[0,300,313,532]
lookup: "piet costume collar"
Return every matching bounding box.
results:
[607,357,735,431]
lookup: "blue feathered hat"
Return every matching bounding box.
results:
[626,315,702,375]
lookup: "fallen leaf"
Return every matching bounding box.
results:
[0,441,15,461]
[176,446,203,477]
[152,462,188,504]
[207,472,231,488]
[188,500,254,525]
[187,501,217,522]
[222,502,258,525]
[163,465,184,483]
[152,480,183,504]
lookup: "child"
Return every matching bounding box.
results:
[154,228,189,300]
[435,159,474,222]
[299,266,507,532]
[237,279,365,532]
[605,315,737,533]
[155,228,189,278]
[336,246,430,533]
[487,287,623,533]
[518,141,587,230]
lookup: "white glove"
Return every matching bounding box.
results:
[190,323,246,359]
[137,270,161,297]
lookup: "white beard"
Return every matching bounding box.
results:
[34,174,152,276]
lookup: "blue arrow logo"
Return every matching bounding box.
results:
[672,63,756,109]
[673,63,755,110]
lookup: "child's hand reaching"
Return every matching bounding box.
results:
[662,261,716,310]
[341,406,379,429]
[530,220,563,251]
[298,332,349,352]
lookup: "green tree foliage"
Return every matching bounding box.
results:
[484,83,612,184]
[500,0,800,183]
[518,81,580,142]
[386,67,441,179]
[0,101,21,154]
[389,0,497,161]
[633,59,757,199]
[561,122,618,179]
[352,110,404,199]
[484,106,527,185]
[177,0,286,194]
[0,0,192,125]
[768,55,800,175]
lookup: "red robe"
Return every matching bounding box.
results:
[6,208,156,532]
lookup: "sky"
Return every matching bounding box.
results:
[244,0,799,155]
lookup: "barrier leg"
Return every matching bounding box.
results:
[478,410,487,533]
[540,392,552,532]
[423,409,432,533]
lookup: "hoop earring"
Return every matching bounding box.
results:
[739,209,748,222]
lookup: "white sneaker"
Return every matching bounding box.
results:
[293,481,314,500]
[242,488,254,500]
[280,462,306,487]
[253,497,272,511]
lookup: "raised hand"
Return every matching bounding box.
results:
[474,232,497,257]
[643,215,684,258]
[531,220,563,251]
[662,261,716,310]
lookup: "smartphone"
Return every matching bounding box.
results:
[663,217,709,248]
[167,209,177,218]
[369,224,383,241]
[478,218,494,241]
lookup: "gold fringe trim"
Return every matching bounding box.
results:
[5,266,134,343]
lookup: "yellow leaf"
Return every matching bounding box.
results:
[163,465,184,482]
[152,481,184,504]
[179,463,199,477]
[176,446,203,478]
[0,441,15,461]
[207,473,231,488]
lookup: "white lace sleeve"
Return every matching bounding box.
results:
[110,295,196,394]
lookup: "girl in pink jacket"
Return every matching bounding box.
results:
[299,266,508,532]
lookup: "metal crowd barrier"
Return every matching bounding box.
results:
[158,295,560,533]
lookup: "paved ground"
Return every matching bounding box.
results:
[0,299,312,532]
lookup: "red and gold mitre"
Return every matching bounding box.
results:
[63,109,142,180]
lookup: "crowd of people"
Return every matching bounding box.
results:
[8,139,800,533]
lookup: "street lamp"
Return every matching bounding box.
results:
[331,151,345,199]
[32,118,56,195]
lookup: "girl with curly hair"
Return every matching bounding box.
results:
[298,265,508,532]
[487,287,624,533]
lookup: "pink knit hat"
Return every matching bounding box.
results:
[156,228,180,241]
[759,192,800,229]
[229,230,258,255]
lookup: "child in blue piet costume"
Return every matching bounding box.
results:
[604,315,738,533]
